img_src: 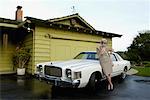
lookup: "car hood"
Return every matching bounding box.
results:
[47,59,99,69]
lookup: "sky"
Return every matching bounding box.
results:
[0,0,149,51]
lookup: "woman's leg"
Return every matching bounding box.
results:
[107,74,113,90]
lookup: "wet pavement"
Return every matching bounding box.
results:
[0,74,150,100]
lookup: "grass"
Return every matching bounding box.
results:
[133,67,150,77]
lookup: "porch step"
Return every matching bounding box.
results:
[0,71,16,75]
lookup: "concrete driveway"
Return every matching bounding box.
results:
[0,74,150,100]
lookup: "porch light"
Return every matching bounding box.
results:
[27,27,31,32]
[90,30,92,33]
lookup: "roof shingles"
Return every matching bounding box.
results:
[0,17,22,25]
[0,14,122,37]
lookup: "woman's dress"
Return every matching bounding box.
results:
[97,47,112,76]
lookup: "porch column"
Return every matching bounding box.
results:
[3,33,8,49]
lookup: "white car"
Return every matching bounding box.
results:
[35,51,131,90]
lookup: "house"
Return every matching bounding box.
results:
[0,6,122,74]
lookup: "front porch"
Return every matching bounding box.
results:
[0,71,16,75]
[0,20,33,74]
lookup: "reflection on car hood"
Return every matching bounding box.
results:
[49,59,99,69]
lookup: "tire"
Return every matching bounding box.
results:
[119,67,127,82]
[87,73,101,92]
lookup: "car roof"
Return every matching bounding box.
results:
[81,51,96,53]
[81,51,116,54]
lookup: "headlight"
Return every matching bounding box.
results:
[66,69,72,78]
[37,65,43,73]
[74,71,81,79]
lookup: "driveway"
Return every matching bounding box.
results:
[0,74,150,100]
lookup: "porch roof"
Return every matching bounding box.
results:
[0,17,27,29]
[0,17,20,28]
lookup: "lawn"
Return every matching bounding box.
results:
[133,67,150,77]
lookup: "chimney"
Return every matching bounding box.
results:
[15,6,23,21]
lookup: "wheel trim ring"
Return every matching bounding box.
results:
[122,72,126,79]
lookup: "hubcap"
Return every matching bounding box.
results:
[122,69,127,79]
[95,79,98,82]
[122,72,126,79]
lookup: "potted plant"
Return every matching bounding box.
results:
[13,42,31,75]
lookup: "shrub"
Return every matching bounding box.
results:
[144,63,150,67]
[13,42,31,69]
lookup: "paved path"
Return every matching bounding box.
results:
[127,68,138,75]
[1,73,150,100]
[0,71,15,75]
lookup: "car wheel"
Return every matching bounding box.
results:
[119,67,127,82]
[88,73,101,92]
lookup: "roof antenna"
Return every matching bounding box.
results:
[71,5,76,14]
[71,0,79,14]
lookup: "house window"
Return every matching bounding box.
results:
[3,33,8,48]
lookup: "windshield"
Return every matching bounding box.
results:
[74,52,99,60]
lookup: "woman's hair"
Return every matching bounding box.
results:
[100,38,107,47]
[101,38,107,43]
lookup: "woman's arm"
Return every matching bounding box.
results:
[109,53,114,67]
[96,47,100,56]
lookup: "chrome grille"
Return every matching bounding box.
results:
[44,65,62,77]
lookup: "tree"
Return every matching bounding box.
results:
[127,30,150,64]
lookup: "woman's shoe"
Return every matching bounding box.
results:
[108,85,111,91]
[110,84,114,91]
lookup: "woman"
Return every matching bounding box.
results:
[96,38,113,91]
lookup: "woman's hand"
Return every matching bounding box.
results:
[100,47,105,55]
[112,64,114,67]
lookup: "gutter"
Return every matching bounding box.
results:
[0,23,18,28]
[0,19,30,29]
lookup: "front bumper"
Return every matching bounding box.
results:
[35,74,80,88]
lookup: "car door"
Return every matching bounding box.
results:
[114,53,125,72]
[111,54,121,76]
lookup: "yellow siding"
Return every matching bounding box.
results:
[50,39,95,61]
[0,44,15,72]
[32,27,51,74]
[49,28,103,42]
[23,33,33,74]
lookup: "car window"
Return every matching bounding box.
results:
[95,54,99,60]
[74,52,98,60]
[111,54,117,61]
[115,54,120,61]
[115,53,123,61]
[87,53,98,60]
[74,53,88,59]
